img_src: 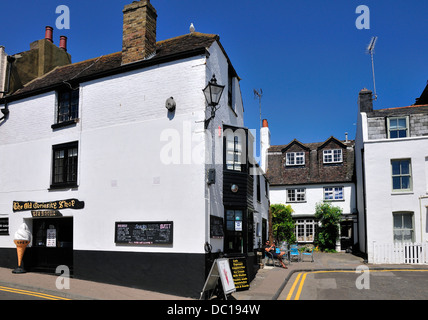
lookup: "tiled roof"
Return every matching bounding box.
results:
[266,136,355,186]
[8,32,221,99]
[367,104,428,117]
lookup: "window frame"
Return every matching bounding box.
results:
[223,127,247,172]
[391,159,412,192]
[51,141,79,189]
[387,116,409,139]
[287,188,306,203]
[393,212,414,243]
[53,87,79,128]
[323,149,343,164]
[286,152,305,166]
[323,186,344,201]
[295,219,316,243]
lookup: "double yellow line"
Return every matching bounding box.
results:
[0,285,71,300]
[286,272,307,300]
[285,269,428,300]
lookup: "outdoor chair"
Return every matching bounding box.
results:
[289,245,300,262]
[301,247,314,262]
[264,251,276,266]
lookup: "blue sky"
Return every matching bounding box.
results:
[1,0,427,146]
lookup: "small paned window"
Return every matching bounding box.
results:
[51,142,78,189]
[286,152,305,166]
[57,88,79,124]
[324,187,344,200]
[323,149,343,163]
[391,159,412,191]
[388,117,408,139]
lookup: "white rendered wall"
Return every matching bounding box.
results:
[363,137,428,261]
[0,55,211,254]
[269,183,356,216]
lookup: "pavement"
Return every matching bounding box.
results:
[0,252,427,300]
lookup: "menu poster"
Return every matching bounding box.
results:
[115,221,173,245]
[210,215,224,238]
[46,228,57,247]
[230,258,250,291]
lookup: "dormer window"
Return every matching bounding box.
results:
[388,117,408,139]
[323,149,342,164]
[286,152,305,166]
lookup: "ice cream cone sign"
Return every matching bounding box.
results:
[12,223,32,274]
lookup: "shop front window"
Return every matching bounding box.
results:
[225,209,243,253]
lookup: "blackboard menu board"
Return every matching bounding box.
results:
[230,258,250,291]
[115,221,173,245]
[0,218,8,235]
[210,215,224,238]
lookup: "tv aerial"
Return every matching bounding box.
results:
[253,88,263,129]
[366,36,378,101]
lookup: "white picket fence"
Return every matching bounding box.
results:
[372,242,428,265]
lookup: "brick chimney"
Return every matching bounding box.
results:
[358,88,373,113]
[122,0,157,65]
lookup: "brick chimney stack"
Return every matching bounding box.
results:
[358,88,373,113]
[122,0,157,65]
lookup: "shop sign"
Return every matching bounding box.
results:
[13,199,85,212]
[31,210,62,218]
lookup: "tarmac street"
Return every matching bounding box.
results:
[280,269,428,300]
[0,252,427,301]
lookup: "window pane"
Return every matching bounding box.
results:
[398,118,406,129]
[226,210,235,220]
[403,214,413,229]
[401,161,410,175]
[392,161,401,175]
[401,176,410,189]
[392,177,401,190]
[235,210,243,221]
[403,230,413,242]
[393,214,402,229]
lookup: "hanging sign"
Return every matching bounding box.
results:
[13,199,85,212]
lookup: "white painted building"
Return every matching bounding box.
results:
[0,0,269,298]
[355,85,428,263]
[262,120,357,251]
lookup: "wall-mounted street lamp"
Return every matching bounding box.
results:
[202,74,225,129]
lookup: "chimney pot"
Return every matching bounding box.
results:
[45,26,53,43]
[59,36,67,51]
[262,119,268,128]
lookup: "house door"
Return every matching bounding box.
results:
[30,217,73,273]
[340,220,353,251]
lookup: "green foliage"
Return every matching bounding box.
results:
[314,202,342,252]
[270,204,296,244]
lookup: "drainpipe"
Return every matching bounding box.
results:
[419,195,428,243]
[0,55,15,121]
